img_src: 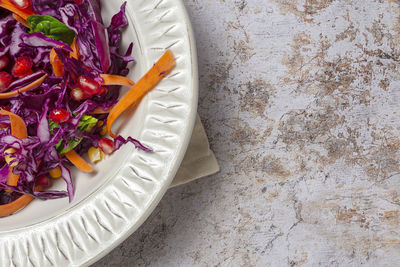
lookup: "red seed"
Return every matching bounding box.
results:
[12,56,33,78]
[77,75,101,96]
[10,0,30,9]
[98,137,115,155]
[36,175,52,188]
[0,56,9,71]
[70,88,83,101]
[49,108,70,123]
[70,88,87,101]
[0,72,13,92]
[0,123,8,130]
[73,0,82,4]
[0,106,11,117]
[97,86,107,96]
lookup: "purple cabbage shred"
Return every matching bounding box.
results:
[0,0,147,205]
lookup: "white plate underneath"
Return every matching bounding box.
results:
[0,0,198,266]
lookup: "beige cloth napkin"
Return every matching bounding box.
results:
[169,114,219,188]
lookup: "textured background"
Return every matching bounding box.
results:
[96,0,400,266]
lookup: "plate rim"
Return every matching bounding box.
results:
[84,0,199,264]
[0,0,198,265]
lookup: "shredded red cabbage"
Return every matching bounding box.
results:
[0,0,149,204]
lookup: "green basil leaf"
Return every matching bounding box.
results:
[27,15,76,45]
[78,115,98,132]
[48,120,59,135]
[56,138,82,154]
[50,114,97,154]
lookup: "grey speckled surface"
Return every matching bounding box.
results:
[95,0,400,266]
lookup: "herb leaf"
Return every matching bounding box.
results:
[27,15,76,45]
[78,115,98,132]
[49,114,98,154]
[56,138,82,154]
[48,120,59,135]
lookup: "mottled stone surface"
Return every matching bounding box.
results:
[95,0,400,266]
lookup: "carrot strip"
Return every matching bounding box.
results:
[107,50,176,138]
[12,13,29,27]
[50,49,63,77]
[0,110,28,140]
[91,107,113,114]
[70,37,80,60]
[100,74,135,87]
[6,169,18,193]
[50,38,79,77]
[0,1,35,20]
[65,150,94,173]
[50,49,64,77]
[0,110,28,192]
[0,194,34,217]
[0,186,42,217]
[0,73,48,99]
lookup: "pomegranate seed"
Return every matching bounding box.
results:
[97,86,107,96]
[12,56,33,78]
[0,72,12,92]
[36,175,52,188]
[0,56,9,71]
[70,88,89,101]
[73,0,82,4]
[10,0,30,9]
[0,123,8,130]
[98,137,115,155]
[0,106,11,117]
[70,88,83,101]
[77,75,101,96]
[49,108,70,123]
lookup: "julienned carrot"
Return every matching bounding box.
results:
[50,37,79,77]
[0,110,28,191]
[0,0,35,20]
[65,150,94,173]
[70,37,80,60]
[0,194,34,217]
[0,73,48,99]
[50,49,63,77]
[0,110,28,140]
[6,169,18,192]
[91,107,113,114]
[12,13,29,27]
[0,186,42,217]
[107,50,176,138]
[100,74,135,87]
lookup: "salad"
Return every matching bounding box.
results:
[0,0,175,217]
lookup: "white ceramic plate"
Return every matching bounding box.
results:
[0,0,198,265]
